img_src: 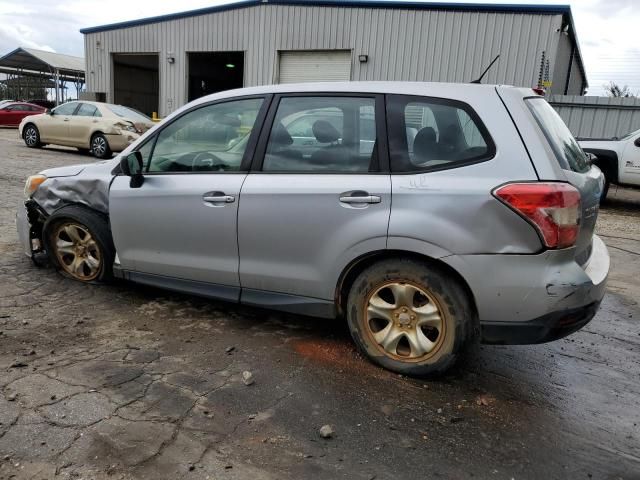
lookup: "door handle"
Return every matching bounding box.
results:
[339,192,381,204]
[203,192,235,203]
[63,118,70,122]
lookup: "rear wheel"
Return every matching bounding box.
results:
[23,124,41,148]
[91,133,112,159]
[44,206,115,283]
[346,258,474,376]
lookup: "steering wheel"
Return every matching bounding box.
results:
[191,152,227,171]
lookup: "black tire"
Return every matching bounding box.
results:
[346,258,475,377]
[23,124,42,148]
[91,133,112,159]
[43,205,115,283]
[600,176,610,205]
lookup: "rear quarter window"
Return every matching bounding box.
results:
[525,97,589,173]
[388,95,495,173]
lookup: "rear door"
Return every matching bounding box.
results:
[237,94,391,304]
[68,103,100,147]
[499,89,602,264]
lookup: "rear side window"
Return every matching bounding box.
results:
[261,96,377,172]
[388,95,494,173]
[525,97,589,173]
[76,103,98,117]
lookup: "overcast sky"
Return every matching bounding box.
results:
[0,0,638,96]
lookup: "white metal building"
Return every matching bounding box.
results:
[80,0,587,117]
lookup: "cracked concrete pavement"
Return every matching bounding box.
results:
[0,129,639,479]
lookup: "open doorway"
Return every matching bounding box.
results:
[188,52,244,102]
[113,53,159,117]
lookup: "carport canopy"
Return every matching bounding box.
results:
[0,47,85,104]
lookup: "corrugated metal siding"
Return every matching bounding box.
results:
[550,95,640,139]
[84,4,564,116]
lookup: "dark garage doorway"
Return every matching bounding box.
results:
[188,52,244,102]
[113,53,159,117]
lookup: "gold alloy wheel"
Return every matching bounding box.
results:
[52,222,102,281]
[364,281,446,362]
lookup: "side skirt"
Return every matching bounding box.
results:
[115,270,336,319]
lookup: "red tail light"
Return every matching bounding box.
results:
[493,183,581,249]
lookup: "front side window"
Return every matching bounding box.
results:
[76,103,98,117]
[146,98,263,173]
[262,96,377,172]
[53,102,78,116]
[388,95,494,173]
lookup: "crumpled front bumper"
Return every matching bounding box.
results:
[16,201,32,257]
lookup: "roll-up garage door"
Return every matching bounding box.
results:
[278,51,352,83]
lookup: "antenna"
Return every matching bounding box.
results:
[471,54,500,84]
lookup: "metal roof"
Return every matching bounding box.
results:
[0,47,84,76]
[80,0,572,33]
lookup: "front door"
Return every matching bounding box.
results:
[109,96,268,300]
[238,95,391,302]
[620,134,640,184]
[40,102,79,143]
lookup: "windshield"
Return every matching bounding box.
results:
[526,97,589,173]
[106,104,151,123]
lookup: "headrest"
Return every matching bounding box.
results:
[312,120,340,143]
[413,127,437,159]
[270,122,293,146]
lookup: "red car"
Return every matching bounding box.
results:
[0,102,46,127]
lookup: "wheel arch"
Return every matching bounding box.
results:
[21,121,37,138]
[334,249,478,321]
[582,148,619,184]
[43,203,112,240]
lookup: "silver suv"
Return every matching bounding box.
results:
[17,82,609,376]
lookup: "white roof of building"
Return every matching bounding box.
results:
[0,47,84,75]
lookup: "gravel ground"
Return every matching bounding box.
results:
[0,128,639,480]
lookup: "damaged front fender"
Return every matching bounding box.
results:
[31,159,117,216]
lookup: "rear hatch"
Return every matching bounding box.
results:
[498,90,603,264]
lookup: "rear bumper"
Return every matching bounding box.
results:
[480,301,600,344]
[443,235,609,344]
[105,132,140,152]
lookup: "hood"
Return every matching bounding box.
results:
[39,164,87,178]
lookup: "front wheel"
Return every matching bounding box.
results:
[91,133,112,159]
[23,125,42,148]
[346,258,475,376]
[44,206,115,283]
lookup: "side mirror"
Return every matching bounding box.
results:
[120,151,144,188]
[635,137,640,148]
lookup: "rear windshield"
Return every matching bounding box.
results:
[525,97,589,173]
[106,105,151,123]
